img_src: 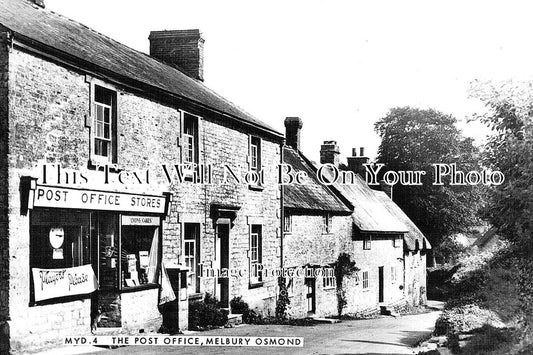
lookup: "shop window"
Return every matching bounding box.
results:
[120,223,159,289]
[363,235,372,250]
[30,210,91,271]
[91,85,117,164]
[250,224,263,284]
[283,213,292,233]
[184,223,201,293]
[362,271,369,290]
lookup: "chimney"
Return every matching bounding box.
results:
[347,147,369,176]
[149,29,205,81]
[320,141,340,167]
[284,117,303,151]
[380,180,393,199]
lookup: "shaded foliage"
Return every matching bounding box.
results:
[334,252,359,317]
[188,293,229,330]
[374,107,483,247]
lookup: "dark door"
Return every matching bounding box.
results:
[216,223,230,307]
[378,266,384,303]
[305,278,316,314]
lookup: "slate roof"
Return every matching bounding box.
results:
[0,0,282,138]
[374,190,431,251]
[282,147,351,213]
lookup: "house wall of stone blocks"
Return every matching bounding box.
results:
[404,250,428,306]
[2,43,281,352]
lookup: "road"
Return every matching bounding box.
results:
[56,302,442,355]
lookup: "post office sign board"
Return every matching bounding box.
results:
[32,185,166,214]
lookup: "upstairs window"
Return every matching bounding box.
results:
[182,112,199,166]
[91,85,117,164]
[250,136,261,171]
[394,235,402,248]
[283,214,292,233]
[322,213,332,234]
[363,235,372,250]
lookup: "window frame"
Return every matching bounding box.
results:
[322,213,332,234]
[283,213,292,233]
[183,223,201,293]
[363,234,372,250]
[362,270,369,290]
[87,79,119,167]
[394,235,402,248]
[249,224,263,285]
[323,275,336,289]
[179,110,201,176]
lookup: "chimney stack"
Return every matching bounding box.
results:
[380,180,393,199]
[320,141,340,167]
[284,117,303,151]
[347,147,369,176]
[149,29,205,81]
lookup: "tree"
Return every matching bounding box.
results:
[374,107,483,247]
[469,80,533,250]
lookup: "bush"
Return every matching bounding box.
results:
[230,296,249,315]
[229,296,262,324]
[189,293,228,330]
[434,305,504,336]
[461,325,516,354]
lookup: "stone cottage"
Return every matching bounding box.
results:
[0,0,283,352]
[281,117,353,318]
[317,144,410,314]
[373,190,432,306]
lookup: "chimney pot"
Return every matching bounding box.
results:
[149,29,205,81]
[347,146,369,176]
[284,117,303,151]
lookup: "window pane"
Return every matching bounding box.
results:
[121,225,159,288]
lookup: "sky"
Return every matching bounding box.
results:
[46,0,533,163]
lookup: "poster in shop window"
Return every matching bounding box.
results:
[32,264,98,302]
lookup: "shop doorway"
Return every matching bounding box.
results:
[215,223,230,307]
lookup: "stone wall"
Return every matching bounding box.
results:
[283,214,352,318]
[5,45,281,351]
[0,30,10,355]
[404,250,428,306]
